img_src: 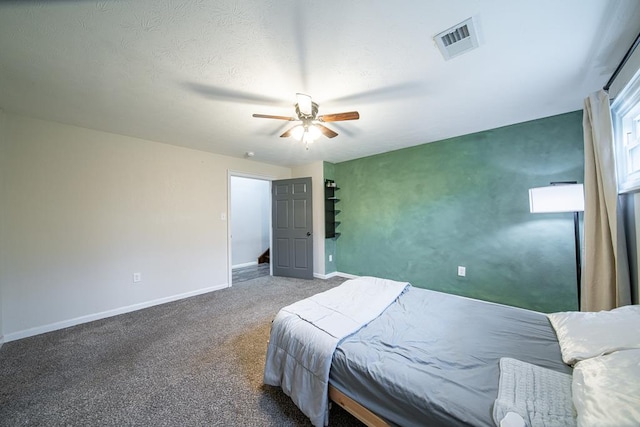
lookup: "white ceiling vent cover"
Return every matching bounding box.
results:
[434,17,480,60]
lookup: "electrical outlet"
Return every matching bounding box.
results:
[329,254,333,262]
[133,272,142,283]
[457,266,466,277]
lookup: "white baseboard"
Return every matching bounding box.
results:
[335,272,359,279]
[4,283,229,343]
[232,261,258,269]
[314,271,359,280]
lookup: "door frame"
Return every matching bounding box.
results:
[227,170,276,287]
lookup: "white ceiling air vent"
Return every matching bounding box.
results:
[434,17,479,60]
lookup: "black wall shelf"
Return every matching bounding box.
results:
[325,179,341,238]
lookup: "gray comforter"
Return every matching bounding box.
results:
[330,287,570,427]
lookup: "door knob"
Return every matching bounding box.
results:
[307,232,312,236]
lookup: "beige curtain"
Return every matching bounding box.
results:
[582,89,631,311]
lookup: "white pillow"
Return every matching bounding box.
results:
[547,305,640,365]
[572,349,640,427]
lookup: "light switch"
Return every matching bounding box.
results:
[457,266,466,277]
[220,212,227,221]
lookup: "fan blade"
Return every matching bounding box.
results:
[253,114,296,121]
[280,126,297,138]
[317,111,360,122]
[315,124,338,138]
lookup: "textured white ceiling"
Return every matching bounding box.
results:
[1,1,640,167]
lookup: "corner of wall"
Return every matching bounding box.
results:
[323,161,338,275]
[629,193,640,304]
[0,109,7,344]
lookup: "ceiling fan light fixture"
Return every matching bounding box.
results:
[252,93,359,147]
[302,130,316,150]
[308,125,321,141]
[291,124,320,142]
[290,125,305,140]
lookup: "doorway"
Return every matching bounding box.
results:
[229,174,271,285]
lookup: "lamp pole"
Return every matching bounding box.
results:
[551,181,581,311]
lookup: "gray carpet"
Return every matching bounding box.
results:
[0,275,365,426]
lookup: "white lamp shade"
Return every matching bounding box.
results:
[529,184,585,213]
[290,125,304,140]
[308,125,321,140]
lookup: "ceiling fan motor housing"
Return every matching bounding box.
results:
[295,101,318,120]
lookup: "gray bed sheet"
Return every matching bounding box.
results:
[329,287,571,427]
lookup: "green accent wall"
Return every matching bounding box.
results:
[335,111,584,312]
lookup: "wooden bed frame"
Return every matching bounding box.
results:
[328,385,390,427]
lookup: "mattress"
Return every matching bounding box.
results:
[329,287,571,427]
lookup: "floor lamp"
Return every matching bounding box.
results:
[529,182,585,310]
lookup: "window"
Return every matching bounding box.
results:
[612,64,640,193]
[622,106,640,174]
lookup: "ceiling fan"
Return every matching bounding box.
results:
[252,93,359,149]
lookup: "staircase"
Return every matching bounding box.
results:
[258,248,270,264]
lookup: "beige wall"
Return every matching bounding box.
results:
[1,113,290,341]
[291,161,326,277]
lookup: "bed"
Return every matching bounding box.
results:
[264,276,640,427]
